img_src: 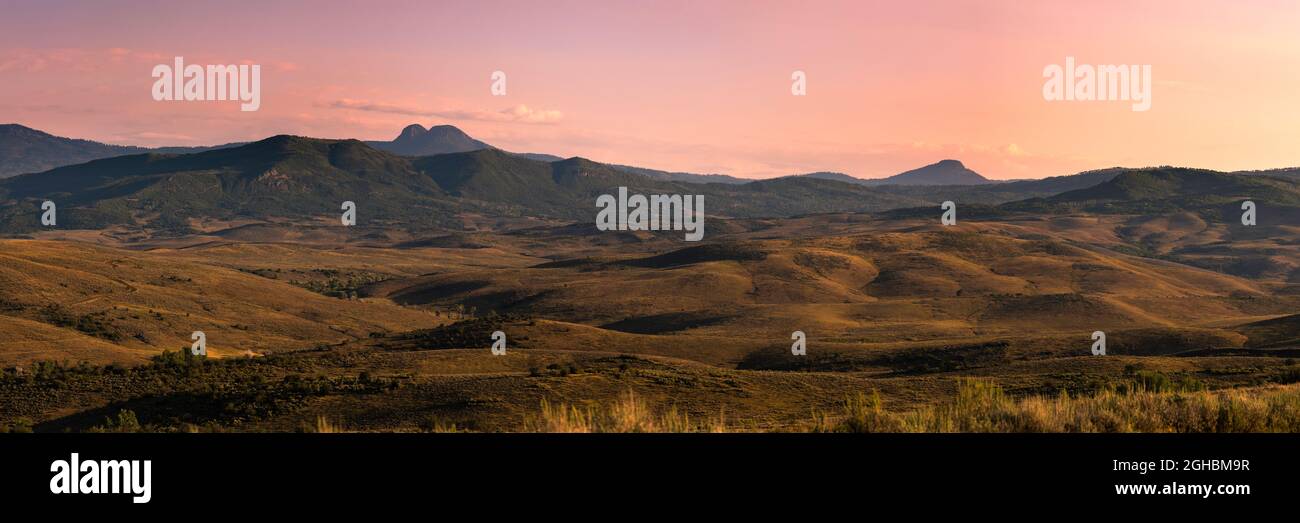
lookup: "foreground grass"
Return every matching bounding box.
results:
[6,351,1299,433]
[815,379,1300,433]
[525,381,1300,433]
[529,391,727,433]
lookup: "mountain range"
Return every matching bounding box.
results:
[0,134,934,232]
[2,123,1298,235]
[1,123,991,185]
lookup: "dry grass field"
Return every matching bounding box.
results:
[1,209,1297,432]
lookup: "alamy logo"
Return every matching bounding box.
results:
[596,187,704,241]
[50,453,152,504]
[941,201,956,226]
[491,330,506,356]
[191,331,206,356]
[152,56,261,111]
[791,331,806,356]
[1241,200,1256,226]
[341,201,357,226]
[41,200,56,226]
[1043,57,1151,112]
[491,70,507,96]
[1091,331,1107,356]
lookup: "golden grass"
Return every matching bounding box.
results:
[525,381,1300,433]
[530,390,726,433]
[311,415,343,433]
[814,379,1300,433]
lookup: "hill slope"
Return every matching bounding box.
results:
[0,124,149,178]
[1003,167,1300,217]
[0,124,243,178]
[0,135,462,231]
[0,239,439,365]
[0,137,934,232]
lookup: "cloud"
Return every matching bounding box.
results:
[498,104,563,124]
[326,99,563,124]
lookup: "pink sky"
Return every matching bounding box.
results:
[1,0,1297,179]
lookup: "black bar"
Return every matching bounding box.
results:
[2,433,1290,513]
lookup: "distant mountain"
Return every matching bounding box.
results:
[0,124,240,178]
[366,123,751,184]
[366,124,492,156]
[799,161,991,186]
[868,167,1125,206]
[0,137,930,232]
[18,128,1252,235]
[0,122,750,188]
[985,168,1125,194]
[0,122,541,179]
[1001,167,1300,218]
[12,125,1295,234]
[882,159,991,185]
[1054,168,1238,201]
[801,172,860,184]
[0,124,146,178]
[0,135,463,232]
[411,149,925,220]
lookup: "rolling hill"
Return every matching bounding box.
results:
[1,175,1297,433]
[0,124,150,178]
[0,239,441,365]
[1002,167,1300,217]
[0,137,943,232]
[0,135,471,232]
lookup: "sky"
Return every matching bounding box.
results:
[1,0,1297,180]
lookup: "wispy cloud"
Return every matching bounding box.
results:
[326,99,563,124]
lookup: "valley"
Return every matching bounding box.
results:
[2,206,1297,432]
[1,124,1297,433]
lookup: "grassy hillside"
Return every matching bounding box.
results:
[0,137,993,233]
[0,136,468,232]
[1004,167,1300,217]
[0,239,442,365]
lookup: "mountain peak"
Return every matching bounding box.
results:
[371,123,491,157]
[885,159,990,186]
[397,124,428,140]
